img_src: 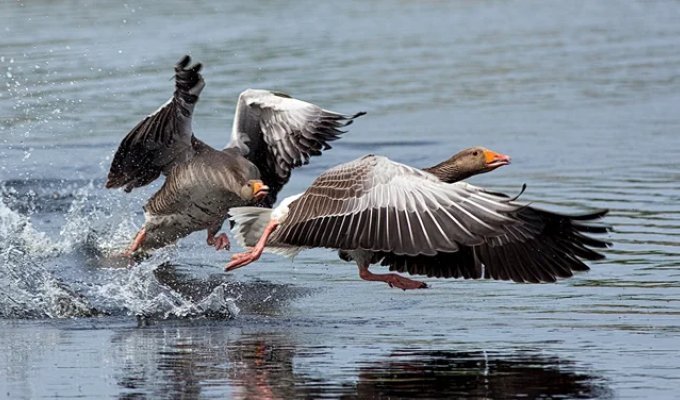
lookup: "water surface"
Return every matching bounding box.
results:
[1,1,679,399]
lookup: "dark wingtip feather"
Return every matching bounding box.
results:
[572,232,611,249]
[571,209,609,220]
[344,111,366,126]
[176,55,191,69]
[573,223,610,234]
[508,183,527,202]
[173,56,204,104]
[355,197,611,284]
[486,183,527,200]
[272,91,292,99]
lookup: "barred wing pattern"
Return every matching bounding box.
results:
[267,155,609,283]
[228,89,365,206]
[270,155,523,256]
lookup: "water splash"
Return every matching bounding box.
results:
[0,183,240,320]
[81,257,240,320]
[0,247,96,318]
[0,190,57,255]
[56,181,136,255]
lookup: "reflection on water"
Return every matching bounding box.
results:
[351,350,612,400]
[112,328,612,400]
[2,0,680,398]
[225,335,305,400]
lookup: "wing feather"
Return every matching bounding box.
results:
[231,154,612,283]
[268,155,519,255]
[377,207,609,283]
[227,89,365,206]
[263,154,611,283]
[106,55,205,192]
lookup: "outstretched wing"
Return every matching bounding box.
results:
[380,208,609,283]
[227,89,365,206]
[269,155,521,256]
[106,55,205,192]
[267,154,610,283]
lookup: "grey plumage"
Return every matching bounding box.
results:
[271,155,516,254]
[239,154,610,284]
[106,55,363,252]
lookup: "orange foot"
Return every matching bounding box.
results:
[359,268,428,290]
[208,233,230,251]
[226,249,262,271]
[383,274,428,290]
[124,227,146,257]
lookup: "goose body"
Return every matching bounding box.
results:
[227,148,610,289]
[106,56,364,254]
[137,146,260,250]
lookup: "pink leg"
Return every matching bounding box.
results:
[358,263,428,290]
[207,232,230,251]
[125,227,146,257]
[225,220,279,271]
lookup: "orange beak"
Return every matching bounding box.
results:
[483,149,511,169]
[251,180,270,201]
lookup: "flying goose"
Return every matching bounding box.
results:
[105,56,364,255]
[225,147,610,289]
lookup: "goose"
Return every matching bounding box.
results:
[225,147,610,289]
[105,56,364,255]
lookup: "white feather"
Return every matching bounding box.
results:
[271,193,303,222]
[229,205,304,259]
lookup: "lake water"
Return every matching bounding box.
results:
[1,1,679,398]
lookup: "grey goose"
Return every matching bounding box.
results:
[226,147,610,289]
[105,56,364,255]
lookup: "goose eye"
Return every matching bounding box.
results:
[472,151,478,156]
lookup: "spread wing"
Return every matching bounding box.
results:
[106,55,205,192]
[227,89,365,206]
[266,154,610,283]
[269,155,521,256]
[379,208,609,283]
